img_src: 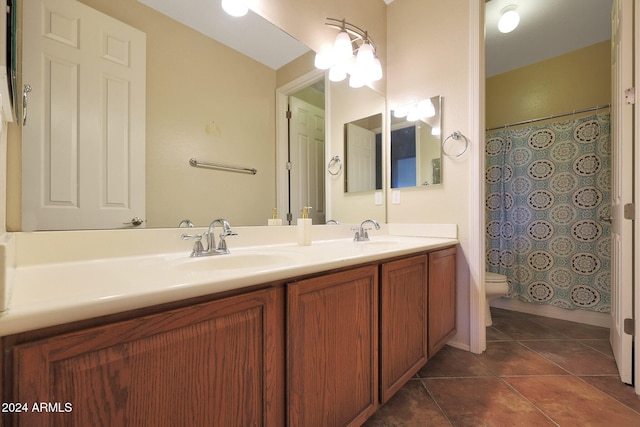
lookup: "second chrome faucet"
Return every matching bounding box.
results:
[182,218,237,257]
[353,219,380,242]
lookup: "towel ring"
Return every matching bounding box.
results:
[327,155,342,175]
[442,131,469,158]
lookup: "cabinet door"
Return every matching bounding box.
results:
[288,266,378,427]
[428,246,457,356]
[380,254,428,404]
[12,288,284,427]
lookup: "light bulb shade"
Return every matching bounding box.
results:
[368,57,383,81]
[355,42,375,68]
[498,9,519,33]
[221,0,249,17]
[417,99,436,118]
[348,70,365,88]
[314,48,333,70]
[393,106,408,118]
[406,106,420,122]
[333,31,353,62]
[329,65,347,82]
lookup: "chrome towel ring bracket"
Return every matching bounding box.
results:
[327,155,342,175]
[442,131,469,158]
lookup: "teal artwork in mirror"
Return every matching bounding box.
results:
[390,96,442,188]
[344,113,383,193]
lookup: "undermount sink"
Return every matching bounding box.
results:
[169,250,302,272]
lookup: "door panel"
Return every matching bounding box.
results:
[22,0,146,230]
[289,96,325,224]
[609,0,633,385]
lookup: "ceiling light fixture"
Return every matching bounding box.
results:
[314,18,383,88]
[498,5,520,34]
[221,0,248,17]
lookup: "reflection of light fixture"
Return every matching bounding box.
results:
[314,18,383,87]
[394,98,436,122]
[221,0,248,17]
[498,6,520,33]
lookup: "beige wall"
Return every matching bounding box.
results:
[387,0,474,349]
[486,41,610,129]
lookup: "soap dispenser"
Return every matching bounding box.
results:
[297,206,312,246]
[268,208,282,226]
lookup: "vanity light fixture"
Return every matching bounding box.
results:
[498,5,520,33]
[314,18,383,88]
[221,0,248,17]
[394,98,436,122]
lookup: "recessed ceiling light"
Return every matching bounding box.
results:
[498,6,520,33]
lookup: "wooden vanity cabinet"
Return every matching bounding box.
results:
[3,246,457,427]
[7,287,284,427]
[379,254,429,404]
[287,265,379,427]
[428,246,457,357]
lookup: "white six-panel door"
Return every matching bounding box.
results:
[22,0,146,230]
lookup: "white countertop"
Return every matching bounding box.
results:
[0,226,457,336]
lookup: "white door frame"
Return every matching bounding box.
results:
[470,0,486,354]
[275,69,326,225]
[634,0,640,394]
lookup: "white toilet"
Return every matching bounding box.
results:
[485,272,509,326]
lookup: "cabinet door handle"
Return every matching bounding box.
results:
[22,84,32,126]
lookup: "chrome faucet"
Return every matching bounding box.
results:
[181,218,237,257]
[352,219,380,241]
[206,218,237,255]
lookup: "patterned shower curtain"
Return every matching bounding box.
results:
[485,113,611,313]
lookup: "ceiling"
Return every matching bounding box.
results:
[485,0,612,77]
[137,0,310,69]
[138,0,612,77]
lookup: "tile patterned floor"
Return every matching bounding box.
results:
[364,308,640,426]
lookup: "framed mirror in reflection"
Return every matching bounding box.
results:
[390,96,442,188]
[344,113,383,193]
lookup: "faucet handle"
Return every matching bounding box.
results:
[181,233,205,256]
[217,230,237,253]
[181,233,202,241]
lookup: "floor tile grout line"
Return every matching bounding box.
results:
[498,376,561,427]
[513,340,576,376]
[417,377,456,427]
[573,375,640,416]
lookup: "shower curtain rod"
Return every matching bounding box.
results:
[486,104,611,132]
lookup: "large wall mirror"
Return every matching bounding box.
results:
[9,0,386,231]
[390,95,442,188]
[344,113,383,193]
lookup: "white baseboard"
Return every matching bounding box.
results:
[446,339,471,352]
[491,298,610,328]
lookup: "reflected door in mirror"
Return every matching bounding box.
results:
[345,113,382,193]
[21,0,146,231]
